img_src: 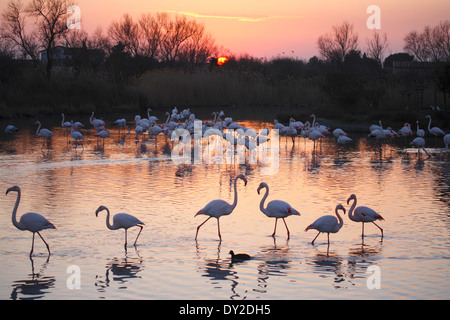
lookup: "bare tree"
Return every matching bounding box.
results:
[26,0,74,78]
[63,28,88,48]
[87,26,110,53]
[317,21,358,63]
[0,0,39,60]
[159,14,197,64]
[108,13,140,57]
[404,20,450,62]
[365,31,389,65]
[138,12,162,60]
[179,23,218,67]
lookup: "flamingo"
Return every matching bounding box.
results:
[147,108,158,125]
[273,119,285,131]
[5,125,18,145]
[195,174,247,241]
[149,123,163,137]
[440,134,450,153]
[113,118,129,136]
[134,115,150,132]
[61,113,72,140]
[90,112,105,130]
[347,194,384,239]
[95,205,144,248]
[426,115,445,143]
[61,113,72,128]
[337,135,353,144]
[399,123,413,137]
[6,186,56,257]
[308,128,324,150]
[410,137,430,158]
[164,112,178,131]
[94,129,110,148]
[70,123,84,148]
[310,114,330,135]
[332,128,347,137]
[35,121,54,148]
[416,121,425,137]
[305,204,345,245]
[72,121,84,130]
[135,125,144,139]
[257,182,300,239]
[368,121,385,139]
[5,124,18,133]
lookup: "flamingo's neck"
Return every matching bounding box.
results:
[259,186,269,214]
[10,190,23,230]
[348,197,356,220]
[335,207,344,228]
[35,122,41,135]
[231,177,240,210]
[104,208,115,230]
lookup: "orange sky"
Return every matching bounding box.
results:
[1,0,449,59]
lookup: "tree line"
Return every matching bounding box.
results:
[0,0,449,119]
[0,0,221,79]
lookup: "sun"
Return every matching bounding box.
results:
[217,56,229,66]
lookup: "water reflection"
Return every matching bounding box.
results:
[255,238,292,295]
[95,250,144,296]
[196,242,242,299]
[10,257,55,300]
[1,118,450,299]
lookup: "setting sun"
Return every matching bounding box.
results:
[217,56,229,66]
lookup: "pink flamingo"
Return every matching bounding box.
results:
[95,205,144,249]
[305,204,345,245]
[257,182,300,239]
[195,174,247,241]
[6,186,56,257]
[347,194,384,239]
[35,121,54,148]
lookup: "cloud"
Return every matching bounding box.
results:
[161,10,302,22]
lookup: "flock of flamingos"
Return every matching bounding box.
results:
[3,107,450,259]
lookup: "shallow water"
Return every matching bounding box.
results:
[0,117,449,300]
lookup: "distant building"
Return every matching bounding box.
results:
[39,45,104,71]
[392,61,442,76]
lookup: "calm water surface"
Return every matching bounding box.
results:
[0,117,448,300]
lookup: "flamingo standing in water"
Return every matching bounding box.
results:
[35,121,54,148]
[305,204,345,245]
[347,194,384,239]
[426,115,445,144]
[5,125,18,146]
[441,134,450,153]
[410,137,430,158]
[90,112,105,131]
[6,186,56,257]
[61,113,72,140]
[70,123,84,149]
[95,205,144,249]
[195,174,247,241]
[416,120,425,138]
[257,182,300,239]
[94,129,110,148]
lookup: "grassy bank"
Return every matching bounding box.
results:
[0,66,448,130]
